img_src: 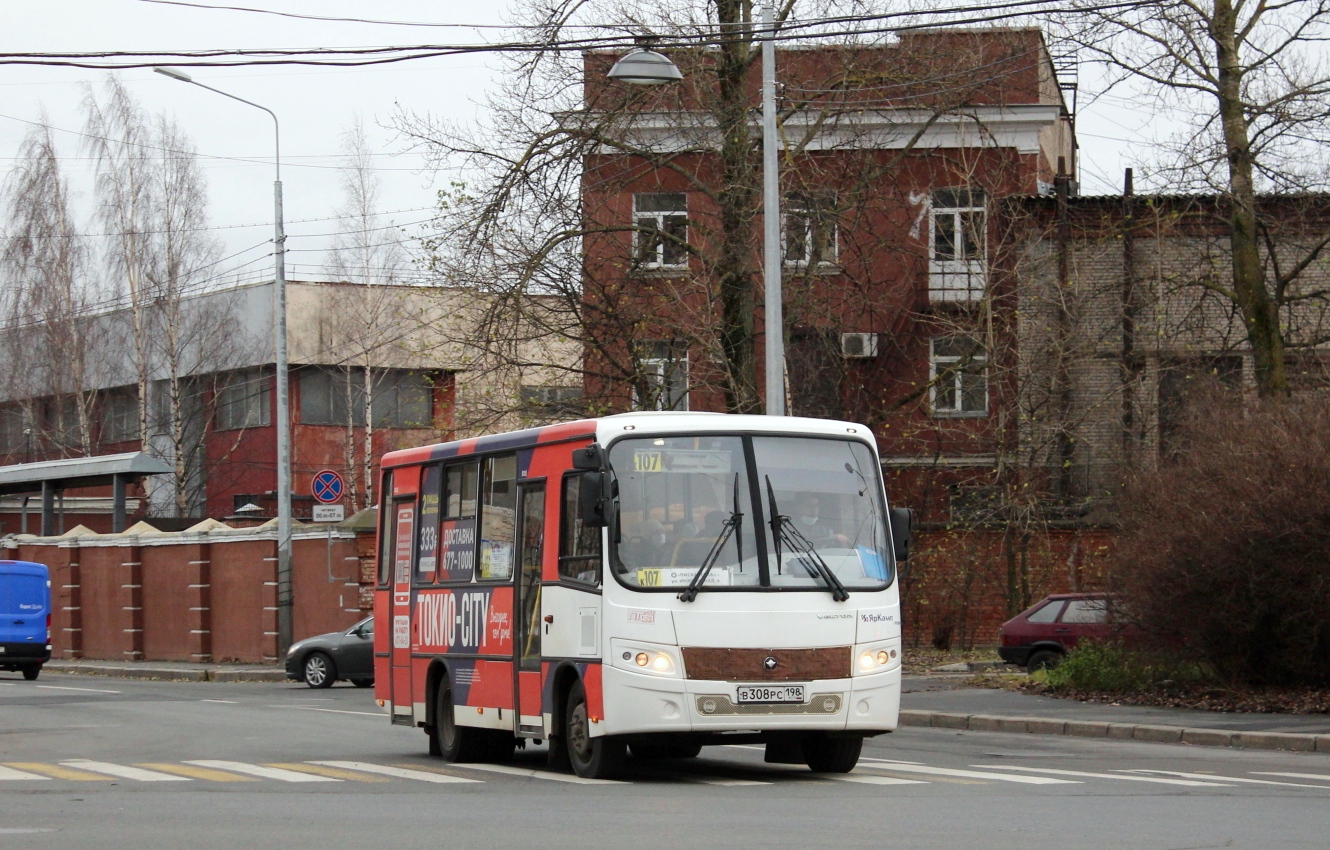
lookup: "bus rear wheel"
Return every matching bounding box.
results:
[433,681,487,762]
[802,733,863,773]
[564,680,625,779]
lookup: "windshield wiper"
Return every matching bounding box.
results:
[679,473,743,603]
[765,476,849,602]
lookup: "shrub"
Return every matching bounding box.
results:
[1042,642,1208,693]
[1112,395,1330,689]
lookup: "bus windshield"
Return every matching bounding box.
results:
[607,434,892,593]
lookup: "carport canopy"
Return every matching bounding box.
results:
[0,452,173,535]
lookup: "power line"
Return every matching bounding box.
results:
[0,1,1154,70]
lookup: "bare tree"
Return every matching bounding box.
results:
[1,121,103,458]
[323,118,407,510]
[146,116,230,517]
[83,76,155,447]
[1068,1,1330,397]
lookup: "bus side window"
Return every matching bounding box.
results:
[377,470,394,585]
[559,473,602,585]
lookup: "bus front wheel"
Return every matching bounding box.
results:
[433,681,486,762]
[802,733,863,773]
[564,680,625,779]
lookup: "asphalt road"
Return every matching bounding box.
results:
[2,671,1329,849]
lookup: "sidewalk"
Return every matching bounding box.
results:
[45,659,288,683]
[902,676,1330,754]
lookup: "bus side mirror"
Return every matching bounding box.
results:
[572,444,604,471]
[889,506,912,566]
[579,471,608,527]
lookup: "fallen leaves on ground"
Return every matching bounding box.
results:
[1018,680,1330,714]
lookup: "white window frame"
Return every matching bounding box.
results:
[929,337,988,417]
[632,342,689,411]
[782,195,838,268]
[632,192,689,270]
[929,188,986,302]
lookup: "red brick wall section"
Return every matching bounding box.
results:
[141,542,210,662]
[901,527,1116,648]
[291,534,364,643]
[209,539,277,663]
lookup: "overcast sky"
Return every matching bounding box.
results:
[5,1,1151,288]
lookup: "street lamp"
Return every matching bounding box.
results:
[153,66,294,655]
[609,5,785,416]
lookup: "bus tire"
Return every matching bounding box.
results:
[434,681,486,762]
[22,665,39,681]
[802,733,862,773]
[564,680,625,779]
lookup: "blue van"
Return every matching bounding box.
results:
[0,560,51,681]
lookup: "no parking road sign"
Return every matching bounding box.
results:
[311,469,345,504]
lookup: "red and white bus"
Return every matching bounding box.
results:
[373,412,910,778]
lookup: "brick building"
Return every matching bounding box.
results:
[0,279,580,533]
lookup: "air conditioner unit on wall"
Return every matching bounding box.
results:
[840,332,879,359]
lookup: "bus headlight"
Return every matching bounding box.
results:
[611,640,681,678]
[853,641,900,675]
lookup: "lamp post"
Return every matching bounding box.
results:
[153,67,293,655]
[609,3,785,416]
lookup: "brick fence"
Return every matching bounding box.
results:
[4,524,372,663]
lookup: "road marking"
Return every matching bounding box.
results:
[1122,770,1330,789]
[972,765,1232,786]
[859,757,927,766]
[314,761,484,784]
[35,685,120,694]
[136,763,259,782]
[1252,772,1330,783]
[449,763,626,785]
[60,760,189,782]
[0,765,51,781]
[269,706,384,717]
[201,699,238,704]
[4,763,113,781]
[266,763,390,782]
[822,773,927,786]
[643,771,773,786]
[185,760,340,782]
[863,763,1079,784]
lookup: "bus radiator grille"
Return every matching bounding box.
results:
[694,694,843,716]
[681,646,851,681]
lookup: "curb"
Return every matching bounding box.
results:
[43,662,290,683]
[899,710,1330,754]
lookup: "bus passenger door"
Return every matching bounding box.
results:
[514,480,546,736]
[388,497,416,725]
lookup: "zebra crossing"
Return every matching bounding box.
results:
[2,756,1329,791]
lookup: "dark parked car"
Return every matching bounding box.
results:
[285,617,374,688]
[998,593,1124,672]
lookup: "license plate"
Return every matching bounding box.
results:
[736,684,805,704]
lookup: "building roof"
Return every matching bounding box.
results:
[0,452,172,496]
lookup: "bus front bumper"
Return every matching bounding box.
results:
[599,663,900,737]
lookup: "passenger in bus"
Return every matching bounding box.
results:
[625,520,671,565]
[791,493,841,544]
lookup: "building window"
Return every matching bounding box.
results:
[0,406,28,455]
[47,396,85,448]
[930,337,987,417]
[216,370,270,431]
[929,188,986,301]
[519,385,584,420]
[783,194,838,267]
[101,389,140,444]
[299,368,432,428]
[632,341,688,411]
[632,192,688,269]
[1158,356,1243,457]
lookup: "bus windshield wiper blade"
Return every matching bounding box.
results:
[766,477,848,602]
[680,474,743,603]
